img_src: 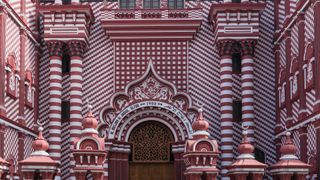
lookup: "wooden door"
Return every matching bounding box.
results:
[128,121,175,180]
[129,162,174,180]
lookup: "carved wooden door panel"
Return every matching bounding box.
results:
[129,121,174,180]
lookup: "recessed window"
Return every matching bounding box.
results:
[168,0,184,9]
[233,100,242,122]
[62,0,71,4]
[62,54,70,74]
[61,101,70,122]
[232,52,242,74]
[254,148,266,164]
[120,0,135,9]
[144,0,160,8]
[232,0,241,3]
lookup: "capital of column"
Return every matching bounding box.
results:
[240,39,257,57]
[67,40,87,57]
[46,41,64,57]
[217,40,235,57]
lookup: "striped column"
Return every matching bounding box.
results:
[67,40,86,180]
[218,40,234,179]
[46,41,64,165]
[240,40,256,143]
[67,40,86,143]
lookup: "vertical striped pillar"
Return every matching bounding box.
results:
[240,40,256,143]
[67,40,86,180]
[67,40,86,143]
[46,41,64,165]
[218,40,234,179]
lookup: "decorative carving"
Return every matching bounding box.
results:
[240,39,257,56]
[195,141,213,152]
[217,40,235,57]
[129,122,174,162]
[79,139,98,150]
[46,41,64,57]
[101,61,198,140]
[160,0,167,8]
[67,40,87,57]
[129,75,173,101]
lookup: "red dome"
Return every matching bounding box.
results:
[238,130,254,154]
[82,110,98,129]
[192,109,209,131]
[32,127,49,152]
[280,132,297,155]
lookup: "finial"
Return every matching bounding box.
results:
[237,125,254,158]
[31,120,49,156]
[279,131,298,160]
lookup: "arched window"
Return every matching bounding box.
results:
[168,0,184,9]
[120,0,136,9]
[144,0,160,8]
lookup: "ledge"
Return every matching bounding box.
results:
[100,8,202,40]
[0,114,37,137]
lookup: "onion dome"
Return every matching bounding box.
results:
[31,126,50,156]
[192,108,210,138]
[237,129,254,158]
[82,105,98,135]
[279,132,298,160]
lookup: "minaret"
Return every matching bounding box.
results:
[228,127,266,180]
[269,132,310,180]
[72,105,106,180]
[183,108,219,180]
[19,125,59,180]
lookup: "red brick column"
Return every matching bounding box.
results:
[298,126,308,163]
[0,8,7,117]
[315,120,320,179]
[18,132,25,178]
[297,13,308,120]
[313,0,320,112]
[0,124,6,158]
[17,29,27,125]
[284,31,293,127]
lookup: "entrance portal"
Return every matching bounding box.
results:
[128,121,174,180]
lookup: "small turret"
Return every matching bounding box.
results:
[269,132,311,180]
[19,125,58,180]
[183,108,219,180]
[228,127,266,180]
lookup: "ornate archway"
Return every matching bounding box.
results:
[99,61,199,180]
[128,121,175,180]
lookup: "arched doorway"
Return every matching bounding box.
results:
[128,121,174,180]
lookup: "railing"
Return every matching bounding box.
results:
[101,8,202,20]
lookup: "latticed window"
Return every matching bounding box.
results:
[168,0,184,9]
[120,0,136,9]
[144,0,160,8]
[129,121,174,162]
